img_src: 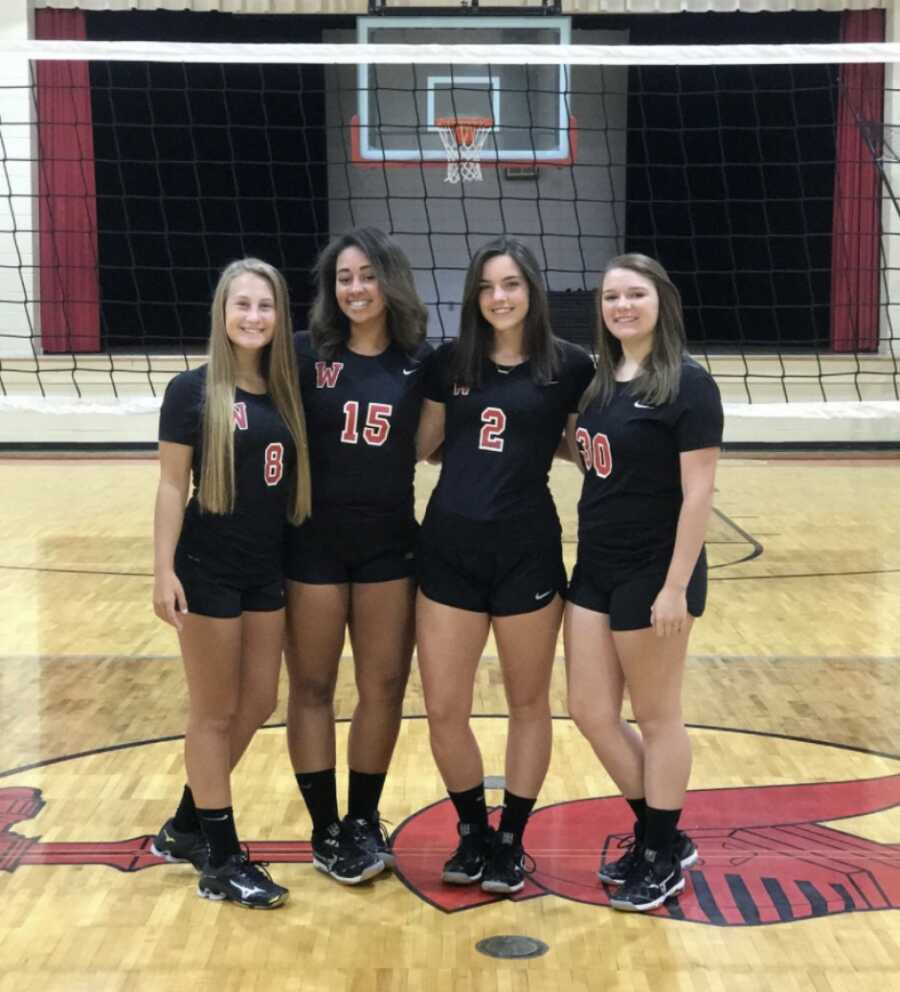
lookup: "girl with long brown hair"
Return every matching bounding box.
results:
[415,237,594,895]
[565,253,723,912]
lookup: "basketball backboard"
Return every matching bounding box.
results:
[351,16,575,169]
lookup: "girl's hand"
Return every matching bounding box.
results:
[153,570,188,630]
[649,583,688,639]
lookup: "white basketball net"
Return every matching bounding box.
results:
[436,119,493,184]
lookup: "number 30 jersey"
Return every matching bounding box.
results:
[158,365,297,584]
[575,356,723,563]
[424,339,594,522]
[294,332,433,519]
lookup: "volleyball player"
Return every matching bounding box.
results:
[415,237,594,895]
[564,253,723,912]
[284,228,430,884]
[151,259,311,909]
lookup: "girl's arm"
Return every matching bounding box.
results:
[153,441,193,630]
[565,413,587,474]
[650,446,719,638]
[416,399,446,462]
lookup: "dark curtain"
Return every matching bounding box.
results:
[35,9,100,352]
[830,9,885,352]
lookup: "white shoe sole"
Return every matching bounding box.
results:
[599,845,698,886]
[196,882,288,909]
[150,842,182,864]
[441,868,483,885]
[313,856,384,885]
[481,879,525,894]
[609,876,686,912]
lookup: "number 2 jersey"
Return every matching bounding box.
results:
[575,357,724,564]
[158,365,297,585]
[293,332,433,523]
[424,339,595,523]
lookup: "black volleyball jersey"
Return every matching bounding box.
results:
[575,357,723,561]
[159,365,297,584]
[424,339,594,521]
[294,333,432,518]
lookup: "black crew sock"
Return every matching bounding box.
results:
[626,797,647,842]
[448,783,488,830]
[296,769,340,835]
[497,791,536,845]
[172,784,200,833]
[643,806,681,863]
[348,769,387,822]
[197,806,241,868]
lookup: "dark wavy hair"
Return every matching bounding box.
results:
[309,226,428,360]
[579,253,686,412]
[451,236,560,390]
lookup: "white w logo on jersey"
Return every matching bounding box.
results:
[315,362,344,388]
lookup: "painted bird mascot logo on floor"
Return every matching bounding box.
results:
[1,776,898,927]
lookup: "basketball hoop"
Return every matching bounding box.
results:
[436,116,493,184]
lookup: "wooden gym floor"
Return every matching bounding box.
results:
[0,455,898,992]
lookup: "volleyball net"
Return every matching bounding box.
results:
[1,26,899,447]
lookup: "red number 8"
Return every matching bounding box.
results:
[264,442,284,486]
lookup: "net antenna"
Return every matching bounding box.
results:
[435,116,493,184]
[858,119,900,164]
[857,118,900,220]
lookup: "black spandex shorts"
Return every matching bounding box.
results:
[566,546,708,631]
[417,505,566,617]
[174,548,285,619]
[284,510,417,585]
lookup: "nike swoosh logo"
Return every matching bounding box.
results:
[534,589,554,600]
[634,402,655,409]
[402,368,419,375]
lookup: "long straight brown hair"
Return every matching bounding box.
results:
[308,227,427,360]
[199,258,311,524]
[451,236,560,390]
[580,253,687,412]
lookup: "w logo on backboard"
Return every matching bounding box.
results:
[315,362,344,389]
[233,402,248,430]
[453,384,470,396]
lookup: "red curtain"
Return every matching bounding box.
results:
[830,10,885,353]
[35,9,100,353]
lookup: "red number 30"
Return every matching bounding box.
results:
[264,442,284,486]
[575,427,612,479]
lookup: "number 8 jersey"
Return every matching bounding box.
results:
[158,365,297,584]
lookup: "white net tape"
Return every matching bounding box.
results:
[1,36,898,446]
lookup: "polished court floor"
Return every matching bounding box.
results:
[0,456,898,992]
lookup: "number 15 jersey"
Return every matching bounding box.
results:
[295,333,432,520]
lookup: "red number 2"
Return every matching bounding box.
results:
[478,407,506,452]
